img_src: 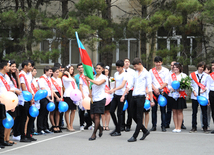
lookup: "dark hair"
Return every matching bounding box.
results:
[54,62,61,69]
[43,66,52,74]
[154,56,163,62]
[173,62,183,73]
[77,63,83,68]
[61,65,65,69]
[116,60,124,67]
[21,60,31,69]
[0,60,8,70]
[211,60,214,64]
[7,60,20,88]
[197,61,206,70]
[124,58,130,62]
[33,67,36,70]
[52,67,59,73]
[28,59,35,67]
[132,58,142,65]
[205,65,212,73]
[96,62,105,74]
[63,64,74,77]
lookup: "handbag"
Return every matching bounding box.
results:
[0,103,6,120]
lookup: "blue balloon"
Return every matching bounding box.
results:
[34,90,48,101]
[2,113,14,129]
[22,91,32,101]
[29,106,39,117]
[172,81,180,90]
[144,100,150,110]
[47,102,55,112]
[58,101,68,112]
[158,95,167,107]
[197,96,208,106]
[123,100,128,111]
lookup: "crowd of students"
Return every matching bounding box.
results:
[0,55,214,148]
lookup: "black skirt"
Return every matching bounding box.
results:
[168,96,187,110]
[91,98,106,114]
[63,97,76,111]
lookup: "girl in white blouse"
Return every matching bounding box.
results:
[50,67,63,133]
[62,65,77,132]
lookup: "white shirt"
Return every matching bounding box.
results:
[51,77,62,92]
[18,70,32,106]
[168,72,187,97]
[149,66,169,89]
[209,73,214,91]
[114,71,127,95]
[0,73,15,96]
[26,72,33,86]
[124,67,135,89]
[79,77,89,96]
[189,71,210,100]
[91,74,107,102]
[62,76,77,97]
[128,68,152,96]
[38,74,53,96]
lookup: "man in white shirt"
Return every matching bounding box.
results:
[121,58,154,142]
[37,66,54,134]
[189,61,209,133]
[108,60,127,136]
[19,60,36,142]
[121,58,135,132]
[149,56,169,132]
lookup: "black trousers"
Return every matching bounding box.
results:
[132,96,148,138]
[78,108,92,127]
[110,94,125,133]
[37,98,49,132]
[0,119,4,144]
[209,91,214,122]
[122,90,133,128]
[192,99,208,129]
[151,93,167,128]
[13,115,21,136]
[165,95,172,126]
[19,102,35,139]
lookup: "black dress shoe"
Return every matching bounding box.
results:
[109,129,116,136]
[2,141,13,146]
[211,130,214,134]
[27,137,37,141]
[89,136,96,141]
[20,138,31,142]
[150,127,156,131]
[111,132,121,136]
[181,124,186,129]
[165,125,170,128]
[0,145,5,149]
[162,127,166,132]
[125,127,130,132]
[140,131,150,140]
[189,128,197,133]
[203,128,208,134]
[127,137,137,142]
[120,127,125,132]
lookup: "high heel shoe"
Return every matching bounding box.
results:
[89,136,96,141]
[99,126,103,137]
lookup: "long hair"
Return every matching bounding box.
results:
[63,64,75,78]
[7,60,20,89]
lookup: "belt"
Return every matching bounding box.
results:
[133,95,145,98]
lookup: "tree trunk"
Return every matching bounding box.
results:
[61,0,69,66]
[101,0,113,76]
[141,4,147,68]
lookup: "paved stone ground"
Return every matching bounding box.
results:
[0,104,214,155]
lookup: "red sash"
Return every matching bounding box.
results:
[51,78,62,96]
[63,75,76,89]
[31,82,38,94]
[40,76,52,93]
[80,74,88,86]
[0,75,10,91]
[19,73,31,92]
[105,85,110,93]
[152,68,169,101]
[190,72,206,90]
[210,72,214,81]
[171,73,187,98]
[6,74,17,88]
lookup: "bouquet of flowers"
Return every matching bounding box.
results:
[179,76,192,90]
[110,77,115,82]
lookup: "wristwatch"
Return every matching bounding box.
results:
[150,100,154,103]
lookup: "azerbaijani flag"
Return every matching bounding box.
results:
[75,32,94,80]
